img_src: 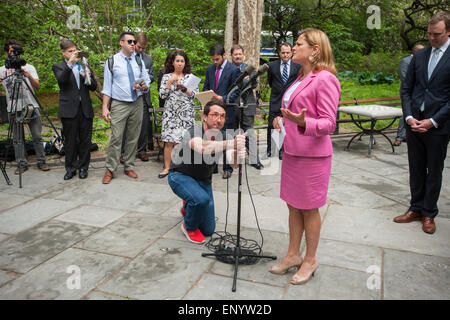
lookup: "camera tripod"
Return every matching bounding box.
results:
[201,85,276,292]
[1,69,62,187]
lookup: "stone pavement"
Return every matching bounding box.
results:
[0,133,449,300]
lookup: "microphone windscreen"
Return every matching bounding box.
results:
[258,64,269,74]
[244,64,256,74]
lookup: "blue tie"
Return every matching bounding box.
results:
[420,48,441,111]
[126,57,137,101]
[428,48,440,80]
[282,62,288,84]
[72,62,81,89]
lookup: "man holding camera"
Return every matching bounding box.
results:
[101,32,151,184]
[0,39,49,174]
[52,40,97,180]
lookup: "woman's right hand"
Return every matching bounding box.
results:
[273,116,283,132]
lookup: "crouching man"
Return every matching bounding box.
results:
[168,99,246,244]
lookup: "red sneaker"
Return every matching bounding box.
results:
[181,200,187,217]
[181,223,206,244]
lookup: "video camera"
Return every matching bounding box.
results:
[5,45,26,71]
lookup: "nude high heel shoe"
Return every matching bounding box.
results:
[290,262,319,285]
[269,257,303,275]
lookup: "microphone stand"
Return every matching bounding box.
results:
[201,84,276,293]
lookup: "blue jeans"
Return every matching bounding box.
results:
[168,171,216,236]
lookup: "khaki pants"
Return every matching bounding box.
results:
[105,96,143,173]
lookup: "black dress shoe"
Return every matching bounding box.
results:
[251,161,264,170]
[79,169,88,179]
[64,170,76,180]
[222,171,232,179]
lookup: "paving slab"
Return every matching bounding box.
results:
[0,193,34,212]
[315,239,382,273]
[321,204,450,258]
[74,212,181,258]
[0,270,16,287]
[97,238,213,300]
[42,179,177,215]
[0,248,127,299]
[0,220,99,273]
[0,198,80,234]
[284,264,380,300]
[327,177,398,208]
[184,273,285,300]
[55,205,129,228]
[84,290,132,300]
[383,249,450,300]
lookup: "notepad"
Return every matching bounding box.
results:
[271,118,286,151]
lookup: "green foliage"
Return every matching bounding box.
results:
[338,71,395,85]
[0,0,227,92]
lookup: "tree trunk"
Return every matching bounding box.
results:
[224,0,264,69]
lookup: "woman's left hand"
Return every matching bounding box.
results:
[281,108,307,128]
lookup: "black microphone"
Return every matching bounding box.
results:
[230,64,255,89]
[240,64,269,90]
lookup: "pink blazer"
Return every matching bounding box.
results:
[282,70,341,157]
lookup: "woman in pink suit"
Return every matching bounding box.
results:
[269,28,341,285]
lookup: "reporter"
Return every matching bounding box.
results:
[52,40,97,180]
[158,50,198,178]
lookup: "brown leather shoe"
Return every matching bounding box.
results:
[393,210,422,223]
[124,169,138,179]
[102,170,113,184]
[138,153,149,162]
[422,217,436,234]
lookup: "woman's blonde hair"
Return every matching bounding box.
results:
[299,28,337,75]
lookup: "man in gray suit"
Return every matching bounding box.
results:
[394,44,425,146]
[121,32,154,162]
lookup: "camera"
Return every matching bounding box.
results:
[5,45,26,70]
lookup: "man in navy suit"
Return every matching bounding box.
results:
[394,12,450,234]
[203,44,240,179]
[266,42,300,159]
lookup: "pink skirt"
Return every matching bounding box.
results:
[280,153,332,210]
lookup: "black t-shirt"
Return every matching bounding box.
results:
[170,125,224,184]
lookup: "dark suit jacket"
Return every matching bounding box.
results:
[233,62,257,116]
[140,52,154,108]
[401,45,450,135]
[52,61,97,119]
[203,60,240,104]
[267,59,301,112]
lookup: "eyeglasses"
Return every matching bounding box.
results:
[123,39,137,45]
[208,112,226,120]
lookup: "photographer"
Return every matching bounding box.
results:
[0,39,49,174]
[52,40,97,180]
